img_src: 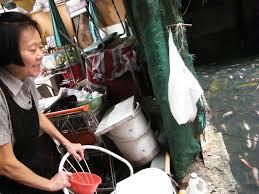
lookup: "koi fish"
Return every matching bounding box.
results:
[239,155,259,185]
[243,121,250,131]
[223,111,233,118]
[239,155,253,169]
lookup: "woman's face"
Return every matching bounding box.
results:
[13,27,43,79]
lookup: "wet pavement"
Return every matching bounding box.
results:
[196,58,259,194]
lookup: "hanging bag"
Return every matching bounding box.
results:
[168,29,203,125]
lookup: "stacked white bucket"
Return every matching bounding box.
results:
[108,102,159,166]
[95,96,160,166]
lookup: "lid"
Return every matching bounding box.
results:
[190,172,197,179]
[95,96,136,136]
[178,190,186,194]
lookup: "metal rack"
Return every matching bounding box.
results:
[46,105,98,144]
[45,105,118,193]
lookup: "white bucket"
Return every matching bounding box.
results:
[108,103,160,166]
[113,168,177,194]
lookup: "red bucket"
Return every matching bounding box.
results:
[69,172,102,194]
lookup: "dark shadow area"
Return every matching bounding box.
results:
[182,0,259,65]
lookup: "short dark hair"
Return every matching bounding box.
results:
[0,12,41,67]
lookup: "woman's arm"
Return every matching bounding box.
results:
[38,112,84,161]
[0,143,71,191]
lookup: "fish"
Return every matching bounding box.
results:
[237,81,258,88]
[251,168,259,185]
[220,124,227,132]
[243,121,250,130]
[247,134,252,148]
[239,155,253,169]
[223,111,233,118]
[252,134,258,150]
[239,155,259,184]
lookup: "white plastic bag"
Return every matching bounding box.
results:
[168,30,203,125]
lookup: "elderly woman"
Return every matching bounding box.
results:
[0,12,84,194]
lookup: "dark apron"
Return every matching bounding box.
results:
[0,80,62,194]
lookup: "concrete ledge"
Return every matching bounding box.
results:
[181,124,238,193]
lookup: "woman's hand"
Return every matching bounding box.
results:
[65,142,84,161]
[48,171,72,192]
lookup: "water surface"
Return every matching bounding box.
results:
[196,59,259,194]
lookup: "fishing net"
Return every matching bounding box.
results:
[123,0,205,180]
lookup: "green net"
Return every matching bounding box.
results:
[123,0,204,180]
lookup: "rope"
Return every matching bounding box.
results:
[182,0,192,15]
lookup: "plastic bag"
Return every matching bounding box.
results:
[59,87,89,103]
[168,30,203,125]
